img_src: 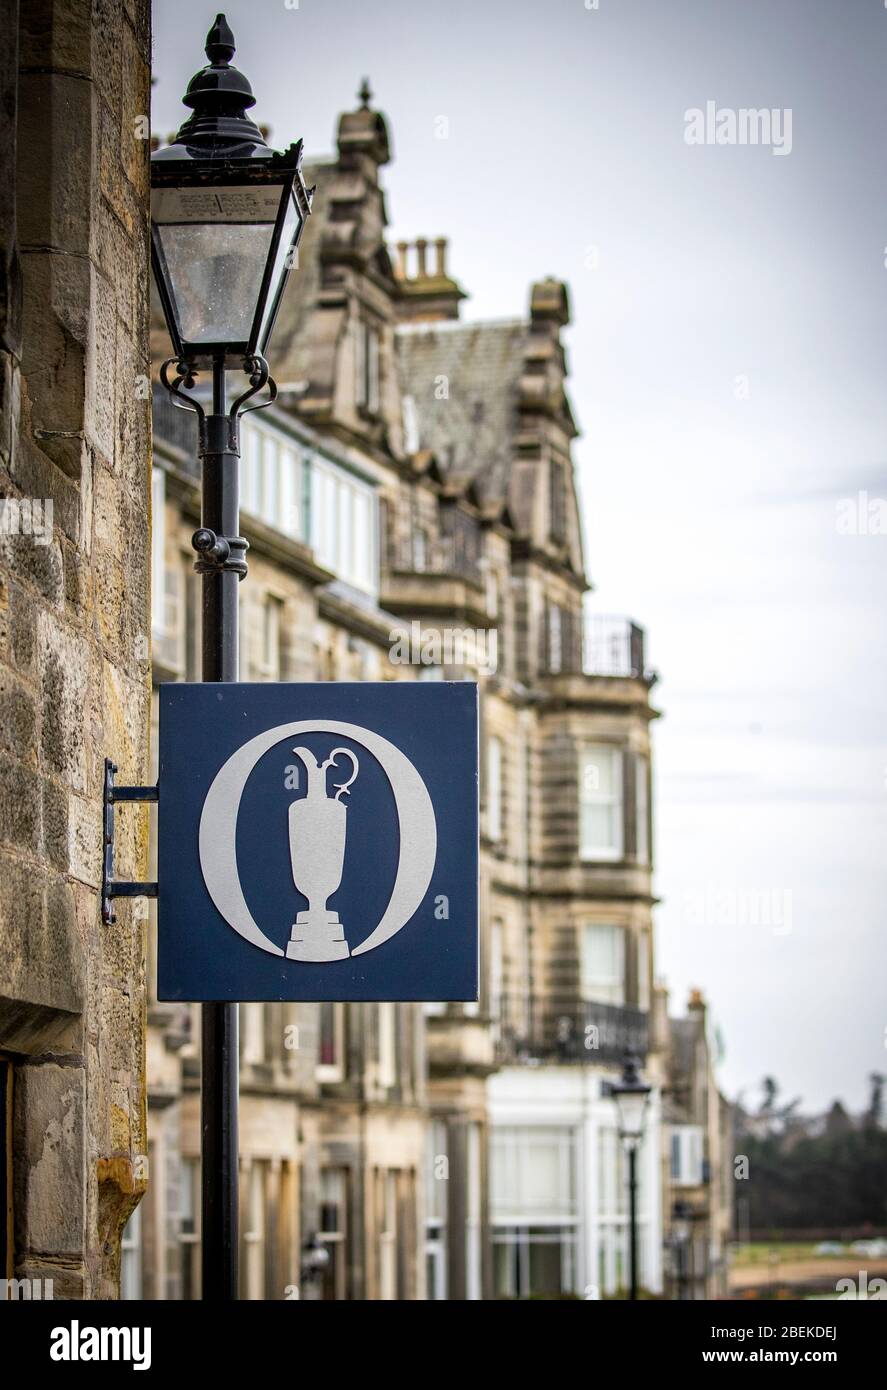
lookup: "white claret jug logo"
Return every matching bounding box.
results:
[199,720,437,962]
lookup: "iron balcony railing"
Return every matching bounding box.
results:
[583,614,650,680]
[493,997,649,1066]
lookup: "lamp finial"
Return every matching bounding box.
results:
[206,14,236,66]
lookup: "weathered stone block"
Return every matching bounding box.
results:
[61,537,91,616]
[37,608,91,792]
[10,434,82,545]
[14,1062,87,1256]
[19,250,90,478]
[0,531,63,607]
[42,775,69,872]
[9,581,35,677]
[88,265,118,463]
[67,790,100,889]
[0,751,40,851]
[18,0,93,75]
[16,72,94,256]
[0,673,36,758]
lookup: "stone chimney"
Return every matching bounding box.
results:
[394,237,467,323]
[336,77,391,170]
[687,988,707,1029]
[530,277,571,329]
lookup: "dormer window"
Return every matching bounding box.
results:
[356,317,381,415]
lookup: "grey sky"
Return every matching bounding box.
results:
[152,0,887,1113]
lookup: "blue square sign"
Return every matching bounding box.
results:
[157,681,478,1001]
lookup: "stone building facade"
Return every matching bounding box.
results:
[661,989,733,1299]
[0,0,152,1297]
[138,85,718,1300]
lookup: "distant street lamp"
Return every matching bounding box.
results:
[150,12,312,1302]
[610,1053,652,1302]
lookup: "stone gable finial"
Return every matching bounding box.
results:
[358,77,373,109]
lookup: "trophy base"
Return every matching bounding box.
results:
[286,910,350,963]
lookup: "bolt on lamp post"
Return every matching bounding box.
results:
[609,1053,652,1302]
[150,12,312,1301]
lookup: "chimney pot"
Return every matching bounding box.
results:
[434,237,447,277]
[395,241,409,280]
[415,238,428,277]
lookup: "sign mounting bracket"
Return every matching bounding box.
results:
[102,757,159,924]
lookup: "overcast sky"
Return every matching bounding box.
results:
[153,0,887,1114]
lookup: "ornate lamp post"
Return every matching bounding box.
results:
[150,13,312,1300]
[609,1053,652,1302]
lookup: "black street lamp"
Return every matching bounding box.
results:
[150,12,312,1302]
[609,1053,652,1302]
[151,14,312,370]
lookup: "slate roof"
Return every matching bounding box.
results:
[395,319,529,507]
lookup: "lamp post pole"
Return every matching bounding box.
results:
[628,1143,639,1302]
[197,357,242,1301]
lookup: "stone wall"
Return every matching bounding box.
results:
[0,0,152,1297]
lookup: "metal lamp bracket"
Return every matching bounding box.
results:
[102,758,159,924]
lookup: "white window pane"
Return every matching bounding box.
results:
[579,745,623,860]
[580,802,618,853]
[280,446,298,538]
[581,925,625,1005]
[581,746,617,796]
[264,437,281,525]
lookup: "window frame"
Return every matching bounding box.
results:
[580,923,626,1007]
[578,743,624,862]
[317,1001,346,1083]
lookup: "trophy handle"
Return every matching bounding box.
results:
[324,747,359,802]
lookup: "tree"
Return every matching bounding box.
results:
[866,1073,884,1129]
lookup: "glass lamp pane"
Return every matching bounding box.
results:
[157,221,275,346]
[615,1090,647,1140]
[257,194,301,350]
[152,182,287,348]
